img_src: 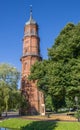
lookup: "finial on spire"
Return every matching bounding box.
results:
[30,5,32,13]
[30,5,32,20]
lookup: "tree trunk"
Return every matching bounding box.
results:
[5,99,8,117]
[78,118,80,122]
[0,113,1,117]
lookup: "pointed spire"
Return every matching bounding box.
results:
[25,5,36,25]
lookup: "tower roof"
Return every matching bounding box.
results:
[25,6,36,25]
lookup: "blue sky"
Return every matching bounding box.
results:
[0,0,80,72]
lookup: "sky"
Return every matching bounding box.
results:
[0,0,80,73]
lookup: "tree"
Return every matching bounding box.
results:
[48,23,80,109]
[29,23,80,111]
[19,94,28,115]
[29,60,66,111]
[45,94,53,111]
[0,63,20,116]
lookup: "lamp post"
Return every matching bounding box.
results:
[75,96,78,111]
[75,96,80,121]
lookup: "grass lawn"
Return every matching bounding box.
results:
[0,118,80,130]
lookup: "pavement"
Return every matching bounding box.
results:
[0,112,78,122]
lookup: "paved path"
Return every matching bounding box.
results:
[20,114,78,122]
[1,112,78,122]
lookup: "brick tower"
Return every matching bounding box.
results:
[20,8,45,115]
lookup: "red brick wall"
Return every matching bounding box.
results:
[21,23,45,115]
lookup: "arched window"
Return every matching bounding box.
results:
[31,29,35,35]
[24,62,27,69]
[25,49,27,53]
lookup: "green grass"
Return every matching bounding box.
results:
[0,118,80,130]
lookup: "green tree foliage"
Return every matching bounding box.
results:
[0,63,20,116]
[45,94,53,111]
[19,94,28,115]
[29,23,80,111]
[48,23,80,60]
[0,64,20,89]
